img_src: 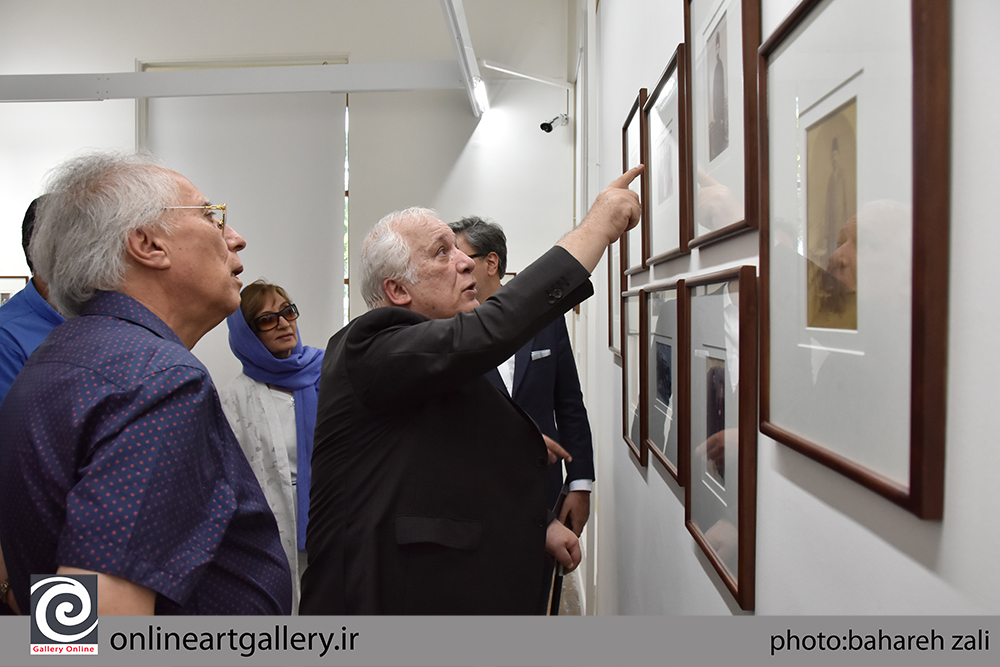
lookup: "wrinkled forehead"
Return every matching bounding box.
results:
[398,214,455,254]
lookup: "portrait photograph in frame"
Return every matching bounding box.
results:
[623,289,647,466]
[685,0,760,248]
[758,0,950,520]
[0,276,29,306]
[685,265,757,611]
[645,280,689,484]
[643,46,693,264]
[622,88,648,274]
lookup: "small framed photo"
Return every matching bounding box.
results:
[623,289,647,466]
[644,45,692,265]
[0,276,29,306]
[685,0,760,248]
[685,265,757,610]
[758,0,950,519]
[645,280,688,484]
[622,88,648,274]
[608,242,622,356]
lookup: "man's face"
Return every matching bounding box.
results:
[395,215,478,319]
[454,234,492,299]
[165,172,246,327]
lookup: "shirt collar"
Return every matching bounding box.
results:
[80,290,185,347]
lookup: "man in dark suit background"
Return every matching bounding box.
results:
[450,216,594,534]
[301,168,641,615]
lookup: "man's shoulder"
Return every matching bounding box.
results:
[38,313,206,384]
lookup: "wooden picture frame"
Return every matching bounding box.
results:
[685,0,760,248]
[758,0,949,520]
[622,88,648,274]
[643,45,693,265]
[645,279,689,485]
[608,242,622,356]
[685,265,757,610]
[623,289,648,466]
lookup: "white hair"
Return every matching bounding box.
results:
[359,207,437,309]
[30,152,180,317]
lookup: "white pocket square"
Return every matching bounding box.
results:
[530,349,551,360]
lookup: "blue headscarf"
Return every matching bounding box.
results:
[226,306,324,551]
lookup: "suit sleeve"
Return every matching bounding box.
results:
[551,317,595,485]
[348,246,593,407]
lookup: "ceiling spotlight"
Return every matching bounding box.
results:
[540,114,569,133]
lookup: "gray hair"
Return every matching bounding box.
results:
[449,215,507,276]
[30,152,180,317]
[359,207,436,309]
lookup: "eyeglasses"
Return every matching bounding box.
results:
[251,303,299,332]
[162,203,227,231]
[466,253,486,259]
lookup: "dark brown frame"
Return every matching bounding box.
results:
[622,288,648,466]
[757,0,949,520]
[644,279,689,485]
[607,243,622,356]
[684,265,757,610]
[622,88,648,275]
[685,0,761,249]
[643,45,693,265]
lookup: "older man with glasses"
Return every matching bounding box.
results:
[0,152,291,616]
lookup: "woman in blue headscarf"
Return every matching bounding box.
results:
[220,279,323,614]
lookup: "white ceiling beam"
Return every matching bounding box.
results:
[0,61,463,102]
[440,0,487,117]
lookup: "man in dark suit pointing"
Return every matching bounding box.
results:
[301,167,641,615]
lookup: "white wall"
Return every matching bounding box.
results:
[585,0,1000,616]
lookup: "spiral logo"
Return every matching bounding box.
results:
[29,574,99,653]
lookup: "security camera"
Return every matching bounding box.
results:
[540,114,568,133]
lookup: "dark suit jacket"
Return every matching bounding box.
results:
[485,317,594,512]
[301,247,593,615]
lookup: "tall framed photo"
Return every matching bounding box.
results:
[622,89,648,274]
[685,0,760,248]
[608,242,622,356]
[645,280,688,484]
[644,46,692,265]
[0,276,29,306]
[758,0,950,520]
[685,265,757,610]
[623,289,647,466]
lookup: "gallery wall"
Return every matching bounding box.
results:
[584,0,1000,615]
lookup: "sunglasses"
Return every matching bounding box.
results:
[251,303,299,332]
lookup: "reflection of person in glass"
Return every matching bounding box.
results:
[824,216,857,306]
[708,30,729,161]
[825,136,849,260]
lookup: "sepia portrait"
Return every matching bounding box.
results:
[806,97,858,329]
[706,12,729,162]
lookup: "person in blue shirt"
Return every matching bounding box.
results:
[0,152,291,616]
[0,196,64,404]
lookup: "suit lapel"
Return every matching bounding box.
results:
[511,338,534,397]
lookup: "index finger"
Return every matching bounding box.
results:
[608,164,645,189]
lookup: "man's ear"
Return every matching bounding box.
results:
[383,278,412,307]
[125,228,170,270]
[485,252,500,278]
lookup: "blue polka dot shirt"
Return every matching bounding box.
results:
[0,291,292,615]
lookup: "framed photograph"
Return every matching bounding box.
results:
[643,46,692,264]
[608,242,622,355]
[685,265,757,610]
[685,0,761,248]
[758,0,950,519]
[623,289,647,466]
[0,276,29,306]
[622,88,648,274]
[645,280,689,484]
